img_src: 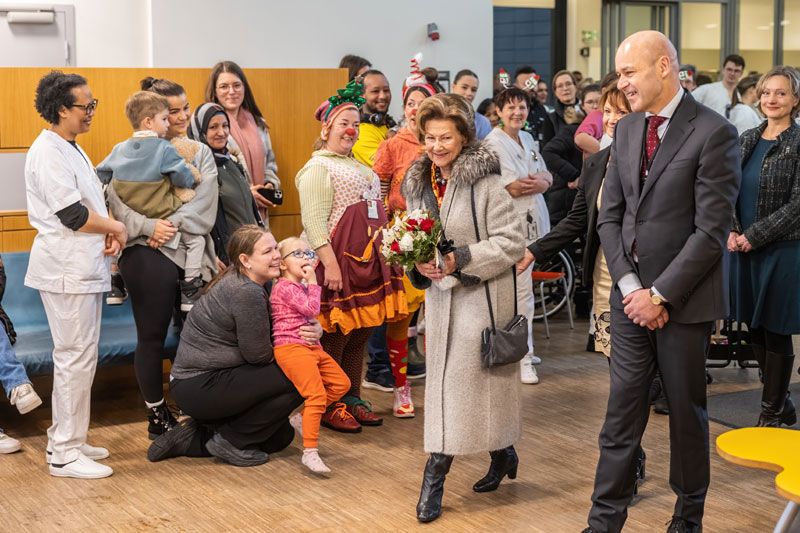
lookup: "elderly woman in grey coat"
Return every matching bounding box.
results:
[402,93,525,523]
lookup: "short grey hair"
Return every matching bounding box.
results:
[756,66,800,119]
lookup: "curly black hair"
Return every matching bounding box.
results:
[34,70,88,125]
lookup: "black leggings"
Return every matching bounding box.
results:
[171,363,303,450]
[321,327,373,398]
[749,326,793,355]
[119,245,181,404]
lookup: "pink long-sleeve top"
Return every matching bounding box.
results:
[269,278,322,346]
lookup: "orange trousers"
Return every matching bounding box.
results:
[274,344,351,449]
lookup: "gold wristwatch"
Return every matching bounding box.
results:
[649,288,664,306]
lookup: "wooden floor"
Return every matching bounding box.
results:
[1,317,798,532]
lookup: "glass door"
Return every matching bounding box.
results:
[680,2,726,75]
[602,1,677,74]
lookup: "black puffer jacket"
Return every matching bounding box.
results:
[733,121,800,249]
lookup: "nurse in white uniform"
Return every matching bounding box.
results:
[25,71,127,479]
[484,86,552,385]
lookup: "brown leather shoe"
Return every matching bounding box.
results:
[321,402,362,433]
[347,398,383,426]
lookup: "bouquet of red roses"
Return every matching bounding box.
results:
[381,209,442,272]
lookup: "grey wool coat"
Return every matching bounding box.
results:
[402,143,526,455]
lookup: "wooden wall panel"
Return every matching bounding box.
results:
[0,67,348,250]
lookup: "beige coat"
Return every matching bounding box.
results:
[402,143,525,455]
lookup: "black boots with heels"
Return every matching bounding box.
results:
[473,446,519,492]
[416,453,454,523]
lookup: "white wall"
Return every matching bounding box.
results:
[150,0,494,118]
[0,0,493,209]
[3,0,150,66]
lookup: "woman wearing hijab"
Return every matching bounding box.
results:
[188,103,262,264]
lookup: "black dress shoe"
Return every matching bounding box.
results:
[147,418,199,462]
[581,528,599,533]
[635,446,647,482]
[666,517,702,532]
[473,446,519,492]
[416,453,454,523]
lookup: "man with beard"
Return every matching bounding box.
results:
[352,70,396,167]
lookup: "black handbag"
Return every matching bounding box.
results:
[469,185,530,368]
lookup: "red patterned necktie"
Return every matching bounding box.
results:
[642,115,667,179]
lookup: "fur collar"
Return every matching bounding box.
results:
[402,142,501,201]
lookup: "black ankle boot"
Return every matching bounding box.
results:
[473,445,519,493]
[757,353,797,427]
[148,401,178,440]
[416,453,453,523]
[635,446,647,482]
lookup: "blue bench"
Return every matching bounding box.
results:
[2,252,179,376]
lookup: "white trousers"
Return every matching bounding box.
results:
[39,291,102,464]
[516,263,535,357]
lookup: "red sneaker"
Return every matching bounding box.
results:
[321,402,362,433]
[347,398,383,426]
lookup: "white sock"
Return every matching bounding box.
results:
[144,398,164,409]
[289,412,303,436]
[302,448,330,474]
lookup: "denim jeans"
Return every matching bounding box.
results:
[366,322,392,378]
[0,327,29,398]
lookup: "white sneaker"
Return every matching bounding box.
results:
[520,355,539,385]
[46,443,109,464]
[392,383,415,418]
[10,383,42,415]
[0,431,21,454]
[49,452,113,479]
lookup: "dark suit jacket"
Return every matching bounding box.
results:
[542,123,583,226]
[597,90,741,324]
[529,147,610,288]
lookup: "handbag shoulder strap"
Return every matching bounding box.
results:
[469,184,518,334]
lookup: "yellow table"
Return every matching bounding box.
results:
[716,428,800,533]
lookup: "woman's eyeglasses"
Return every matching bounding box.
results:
[282,249,317,260]
[70,99,99,114]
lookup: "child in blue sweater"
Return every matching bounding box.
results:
[98,91,204,310]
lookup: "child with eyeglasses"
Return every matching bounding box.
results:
[269,237,353,474]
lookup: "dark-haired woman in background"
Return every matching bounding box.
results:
[107,77,219,440]
[187,102,262,264]
[338,54,372,82]
[206,61,280,224]
[540,69,580,146]
[476,98,499,128]
[729,75,763,135]
[452,69,492,140]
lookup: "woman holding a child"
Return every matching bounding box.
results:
[106,77,219,440]
[147,225,323,467]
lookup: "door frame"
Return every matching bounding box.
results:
[601,0,735,74]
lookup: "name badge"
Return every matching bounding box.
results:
[367,199,379,220]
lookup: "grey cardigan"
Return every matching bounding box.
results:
[170,271,273,380]
[734,122,800,249]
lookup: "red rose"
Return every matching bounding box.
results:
[406,218,419,229]
[390,241,401,252]
[419,218,435,233]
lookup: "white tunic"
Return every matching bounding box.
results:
[25,129,110,294]
[484,128,551,244]
[692,81,732,118]
[729,104,763,135]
